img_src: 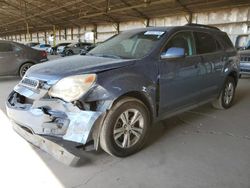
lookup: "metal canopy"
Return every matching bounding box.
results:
[0,0,250,36]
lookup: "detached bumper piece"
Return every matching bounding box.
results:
[13,123,80,166]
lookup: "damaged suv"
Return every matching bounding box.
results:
[6,24,239,165]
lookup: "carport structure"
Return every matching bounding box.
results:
[0,1,250,188]
[1,0,250,42]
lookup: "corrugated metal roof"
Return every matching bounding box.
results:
[0,0,250,36]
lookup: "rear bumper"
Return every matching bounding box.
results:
[39,58,48,63]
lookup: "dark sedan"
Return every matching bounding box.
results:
[0,40,48,77]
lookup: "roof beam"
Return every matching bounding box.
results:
[0,0,84,28]
[79,0,120,24]
[119,0,150,20]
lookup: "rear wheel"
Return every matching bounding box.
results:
[19,63,33,77]
[212,76,236,109]
[100,97,150,157]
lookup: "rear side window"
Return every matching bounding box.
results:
[0,43,13,52]
[219,34,234,50]
[194,32,217,54]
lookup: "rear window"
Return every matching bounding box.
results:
[0,43,13,52]
[194,32,217,54]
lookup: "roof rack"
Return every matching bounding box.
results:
[185,23,220,31]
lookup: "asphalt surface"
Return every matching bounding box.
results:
[0,56,249,188]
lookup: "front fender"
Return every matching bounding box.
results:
[84,68,157,114]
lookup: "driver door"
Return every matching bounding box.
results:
[158,31,204,116]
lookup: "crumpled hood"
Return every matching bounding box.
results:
[26,55,135,84]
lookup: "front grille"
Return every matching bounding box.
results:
[20,77,39,89]
[240,56,250,63]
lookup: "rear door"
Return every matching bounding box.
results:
[158,31,203,115]
[193,32,225,100]
[0,42,18,75]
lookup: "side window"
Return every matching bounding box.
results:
[216,40,223,51]
[194,32,217,54]
[12,45,22,52]
[162,31,195,56]
[220,34,234,50]
[0,43,13,52]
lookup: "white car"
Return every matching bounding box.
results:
[32,44,51,53]
[57,45,69,54]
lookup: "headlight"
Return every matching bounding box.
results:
[48,74,96,102]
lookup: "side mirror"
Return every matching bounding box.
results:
[161,47,185,59]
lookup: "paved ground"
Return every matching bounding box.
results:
[0,58,249,188]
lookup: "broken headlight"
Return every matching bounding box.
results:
[48,74,96,102]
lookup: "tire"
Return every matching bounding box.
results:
[212,76,236,109]
[50,49,54,55]
[66,50,73,56]
[19,63,33,77]
[100,97,150,157]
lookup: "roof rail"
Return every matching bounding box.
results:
[185,23,220,31]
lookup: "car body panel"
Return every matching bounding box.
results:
[25,55,136,83]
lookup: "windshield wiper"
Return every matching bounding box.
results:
[99,54,121,59]
[86,53,121,59]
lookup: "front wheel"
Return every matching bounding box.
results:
[100,97,150,157]
[212,76,236,109]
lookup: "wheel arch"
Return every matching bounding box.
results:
[228,71,238,86]
[91,90,155,151]
[112,91,155,123]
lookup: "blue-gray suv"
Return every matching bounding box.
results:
[6,24,239,165]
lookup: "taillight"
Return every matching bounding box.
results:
[40,51,47,58]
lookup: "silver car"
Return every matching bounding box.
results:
[0,40,48,77]
[238,50,250,77]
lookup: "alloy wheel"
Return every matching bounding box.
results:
[113,109,144,148]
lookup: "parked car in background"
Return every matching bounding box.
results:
[235,34,250,77]
[61,42,92,56]
[238,50,250,77]
[50,42,71,55]
[6,24,239,165]
[25,42,40,47]
[0,40,48,77]
[79,43,98,55]
[57,44,70,55]
[32,44,51,53]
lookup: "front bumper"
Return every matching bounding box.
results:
[12,122,80,166]
[240,62,250,75]
[6,82,105,165]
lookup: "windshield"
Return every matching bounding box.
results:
[68,43,77,47]
[88,30,166,59]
